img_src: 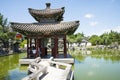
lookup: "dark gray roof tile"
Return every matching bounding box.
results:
[11,21,79,35]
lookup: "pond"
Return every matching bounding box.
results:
[71,50,120,80]
[0,50,120,80]
[0,53,27,80]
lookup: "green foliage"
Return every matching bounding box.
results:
[0,33,9,41]
[70,49,120,62]
[0,25,3,32]
[66,31,120,46]
[100,33,110,45]
[67,35,76,43]
[89,31,120,45]
[20,39,27,48]
[7,32,16,40]
[76,33,84,43]
[109,31,120,43]
[0,13,16,48]
[67,33,84,43]
[0,13,8,33]
[89,35,101,45]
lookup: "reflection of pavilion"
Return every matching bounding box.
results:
[11,3,79,58]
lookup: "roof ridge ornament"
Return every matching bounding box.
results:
[76,21,79,23]
[61,7,65,10]
[46,3,51,9]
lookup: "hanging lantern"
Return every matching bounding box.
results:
[16,33,22,39]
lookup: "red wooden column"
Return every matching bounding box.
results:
[41,47,45,57]
[52,46,54,57]
[52,37,54,57]
[30,37,32,57]
[35,37,39,58]
[54,36,58,58]
[41,38,45,58]
[63,35,67,58]
[51,36,55,56]
[27,37,29,58]
[38,38,41,57]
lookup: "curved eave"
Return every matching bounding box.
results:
[10,21,80,35]
[28,7,65,22]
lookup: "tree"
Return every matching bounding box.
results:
[89,35,101,45]
[0,13,9,48]
[0,13,16,48]
[100,33,110,45]
[67,34,76,43]
[76,33,84,43]
[67,33,85,44]
[67,30,120,47]
[108,31,120,45]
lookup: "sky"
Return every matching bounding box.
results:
[0,0,120,36]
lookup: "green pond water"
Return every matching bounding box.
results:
[0,53,27,80]
[0,50,120,80]
[72,50,120,80]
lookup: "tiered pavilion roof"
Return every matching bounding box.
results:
[10,3,80,58]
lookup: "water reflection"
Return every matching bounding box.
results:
[71,50,120,80]
[70,50,120,63]
[0,54,27,80]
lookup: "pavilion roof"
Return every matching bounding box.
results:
[29,3,65,22]
[11,21,79,35]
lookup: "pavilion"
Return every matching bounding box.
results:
[10,3,80,58]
